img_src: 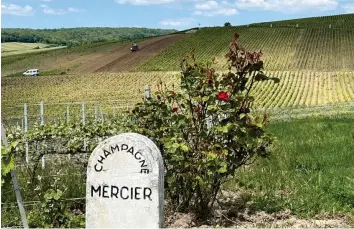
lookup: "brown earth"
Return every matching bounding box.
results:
[11,34,186,75]
[92,34,186,73]
[167,211,352,228]
[164,190,354,228]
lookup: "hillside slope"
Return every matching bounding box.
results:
[1,42,66,57]
[135,13,354,72]
[2,71,353,122]
[1,40,131,76]
[1,34,186,75]
[94,34,186,73]
[3,14,353,75]
[247,13,354,28]
[136,27,354,72]
[2,13,354,123]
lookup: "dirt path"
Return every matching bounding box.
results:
[92,34,186,73]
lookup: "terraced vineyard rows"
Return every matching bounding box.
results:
[1,72,180,120]
[136,27,354,72]
[136,27,300,71]
[2,71,354,123]
[247,13,354,28]
[2,13,354,124]
[251,71,354,108]
[290,28,354,71]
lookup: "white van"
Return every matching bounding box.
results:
[23,69,40,76]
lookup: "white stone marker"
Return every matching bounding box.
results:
[86,133,164,228]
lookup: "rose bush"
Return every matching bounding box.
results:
[129,33,280,219]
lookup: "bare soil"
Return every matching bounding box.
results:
[92,34,185,73]
[23,34,186,75]
[164,190,353,228]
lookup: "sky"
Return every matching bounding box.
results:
[1,0,354,30]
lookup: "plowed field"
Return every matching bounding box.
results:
[68,34,185,74]
[91,34,186,73]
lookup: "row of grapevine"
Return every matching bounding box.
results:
[2,71,354,122]
[1,72,180,118]
[3,25,353,76]
[247,13,354,29]
[289,28,354,70]
[1,72,179,104]
[251,71,354,109]
[136,27,354,72]
[135,27,301,71]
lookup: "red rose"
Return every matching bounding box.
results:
[172,107,178,112]
[194,107,200,113]
[217,91,229,101]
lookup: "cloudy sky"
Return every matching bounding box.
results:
[1,0,353,29]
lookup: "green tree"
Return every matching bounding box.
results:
[1,28,177,45]
[224,22,231,27]
[130,32,280,219]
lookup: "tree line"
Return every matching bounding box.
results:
[1,27,178,46]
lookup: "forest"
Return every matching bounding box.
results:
[1,27,178,46]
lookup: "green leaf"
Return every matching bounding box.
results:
[172,143,180,149]
[207,105,218,111]
[178,119,185,126]
[180,144,189,152]
[214,144,222,150]
[44,192,52,200]
[207,153,217,160]
[167,176,176,185]
[202,96,210,102]
[195,176,205,186]
[54,190,62,200]
[221,125,229,133]
[217,166,227,173]
[10,141,18,148]
[255,122,263,128]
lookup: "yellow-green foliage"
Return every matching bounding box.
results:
[1,72,179,120]
[2,42,50,52]
[136,27,354,72]
[248,13,354,28]
[1,42,66,57]
[2,71,354,120]
[251,71,354,108]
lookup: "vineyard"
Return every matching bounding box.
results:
[136,27,354,72]
[246,13,354,28]
[2,13,354,228]
[2,71,354,123]
[2,14,354,77]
